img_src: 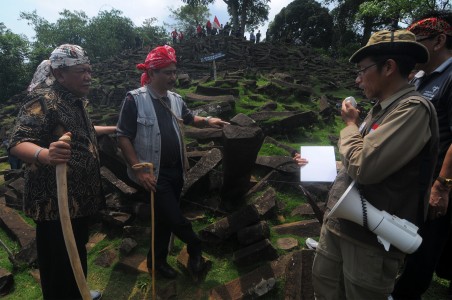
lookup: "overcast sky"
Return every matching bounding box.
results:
[1,0,295,40]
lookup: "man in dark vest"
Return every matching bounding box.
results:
[393,11,452,299]
[311,30,439,299]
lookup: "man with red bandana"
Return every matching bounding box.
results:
[116,45,229,279]
[392,11,452,299]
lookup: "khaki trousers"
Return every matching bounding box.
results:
[312,225,404,300]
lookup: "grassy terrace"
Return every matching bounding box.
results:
[0,73,449,299]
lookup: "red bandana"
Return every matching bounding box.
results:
[408,17,452,37]
[136,45,177,86]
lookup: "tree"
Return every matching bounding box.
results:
[323,0,452,49]
[136,18,168,47]
[268,0,333,49]
[85,9,136,61]
[20,9,89,69]
[169,4,211,38]
[0,24,30,101]
[182,0,270,36]
[358,0,452,26]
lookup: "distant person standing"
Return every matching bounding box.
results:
[250,31,256,43]
[171,29,178,44]
[223,22,230,36]
[196,24,202,38]
[206,20,212,35]
[178,31,184,43]
[256,30,261,43]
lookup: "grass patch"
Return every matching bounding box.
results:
[258,143,289,156]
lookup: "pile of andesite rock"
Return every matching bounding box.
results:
[0,36,361,299]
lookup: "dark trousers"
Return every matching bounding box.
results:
[392,206,452,300]
[147,167,201,266]
[36,218,89,300]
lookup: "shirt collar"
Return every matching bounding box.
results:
[432,57,452,73]
[146,85,168,100]
[379,85,416,110]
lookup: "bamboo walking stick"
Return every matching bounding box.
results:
[132,162,156,300]
[56,134,91,300]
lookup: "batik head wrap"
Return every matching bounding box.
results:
[27,44,90,92]
[408,17,452,37]
[136,45,177,86]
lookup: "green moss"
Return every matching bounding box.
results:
[258,143,288,156]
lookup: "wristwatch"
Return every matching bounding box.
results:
[436,176,452,188]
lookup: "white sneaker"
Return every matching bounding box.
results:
[306,238,318,250]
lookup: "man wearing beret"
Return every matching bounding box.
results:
[393,11,452,299]
[116,45,228,279]
[312,30,439,299]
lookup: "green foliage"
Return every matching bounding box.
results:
[169,4,211,38]
[268,0,333,49]
[85,9,136,61]
[236,0,271,32]
[357,0,452,24]
[136,18,168,47]
[258,143,289,156]
[0,24,30,101]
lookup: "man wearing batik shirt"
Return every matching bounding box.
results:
[116,45,228,279]
[393,11,452,300]
[9,44,115,300]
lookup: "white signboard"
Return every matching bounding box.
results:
[299,146,337,182]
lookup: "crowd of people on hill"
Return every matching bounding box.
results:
[168,19,264,44]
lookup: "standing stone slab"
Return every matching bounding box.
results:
[209,253,294,300]
[0,203,35,248]
[301,249,315,300]
[0,268,14,297]
[182,148,222,195]
[221,114,264,206]
[199,204,260,243]
[232,239,278,267]
[273,219,321,238]
[237,221,270,246]
[251,187,277,218]
[284,250,303,300]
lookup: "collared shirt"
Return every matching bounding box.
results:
[116,87,194,167]
[326,86,438,251]
[412,57,452,175]
[340,86,432,184]
[9,83,103,221]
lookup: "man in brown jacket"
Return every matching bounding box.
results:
[312,30,439,300]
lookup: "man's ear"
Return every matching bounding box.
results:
[434,34,447,51]
[384,59,398,77]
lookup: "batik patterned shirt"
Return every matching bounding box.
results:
[9,83,104,221]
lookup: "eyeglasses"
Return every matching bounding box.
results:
[356,62,379,77]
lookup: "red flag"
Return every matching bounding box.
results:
[213,16,221,29]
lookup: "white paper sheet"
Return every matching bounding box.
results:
[299,146,337,182]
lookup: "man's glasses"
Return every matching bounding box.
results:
[356,62,379,77]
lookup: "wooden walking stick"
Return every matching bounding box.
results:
[56,134,91,300]
[132,162,156,300]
